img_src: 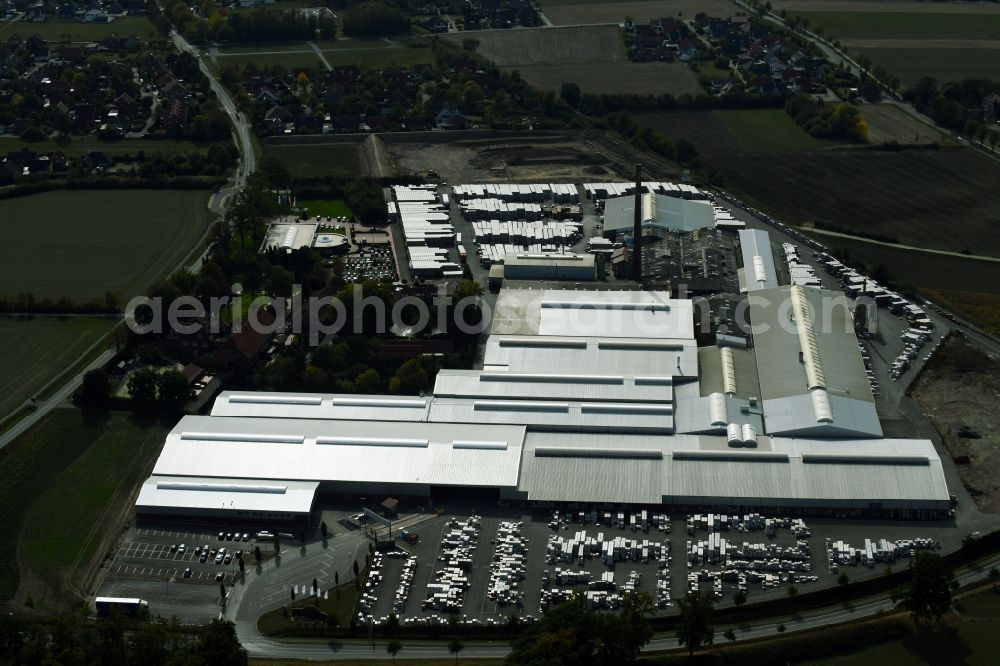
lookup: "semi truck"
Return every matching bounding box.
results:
[95,597,148,618]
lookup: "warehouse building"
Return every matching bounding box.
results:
[602,192,718,238]
[136,289,950,522]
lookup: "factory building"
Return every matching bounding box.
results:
[136,289,950,523]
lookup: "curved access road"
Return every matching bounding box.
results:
[229,539,1000,661]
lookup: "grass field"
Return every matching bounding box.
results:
[816,233,1000,296]
[538,0,735,25]
[794,10,1000,39]
[0,189,213,302]
[516,61,703,96]
[0,409,167,602]
[11,136,220,159]
[861,103,951,145]
[0,317,112,426]
[0,16,159,42]
[211,41,435,71]
[636,108,828,156]
[850,46,1000,86]
[261,142,362,179]
[922,289,1000,335]
[298,199,352,218]
[19,411,169,603]
[807,587,1000,665]
[258,578,363,637]
[443,26,624,67]
[717,147,1000,255]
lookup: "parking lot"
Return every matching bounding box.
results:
[104,524,273,588]
[349,507,964,626]
[343,248,396,282]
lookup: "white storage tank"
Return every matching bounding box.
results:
[741,423,757,447]
[726,423,742,447]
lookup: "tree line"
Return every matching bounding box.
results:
[0,614,247,666]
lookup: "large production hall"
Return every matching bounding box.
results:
[135,287,950,525]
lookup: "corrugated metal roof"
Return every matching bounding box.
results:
[153,416,525,489]
[427,397,674,433]
[738,229,779,291]
[518,432,949,508]
[433,369,674,403]
[602,194,716,234]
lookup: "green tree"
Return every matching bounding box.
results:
[387,612,401,637]
[676,591,714,657]
[254,546,261,562]
[386,638,402,663]
[838,572,850,587]
[321,521,328,539]
[197,619,247,666]
[724,627,737,644]
[354,368,381,393]
[156,369,191,403]
[127,368,158,402]
[787,585,799,600]
[560,82,582,108]
[448,638,464,662]
[892,552,957,625]
[79,368,111,401]
[733,589,747,607]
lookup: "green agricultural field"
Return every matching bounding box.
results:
[0,317,112,426]
[297,199,352,219]
[321,43,436,69]
[261,141,362,179]
[636,109,828,156]
[0,16,159,42]
[794,11,1000,40]
[10,410,169,603]
[851,47,1000,86]
[0,189,213,303]
[210,50,325,72]
[717,147,1000,256]
[10,136,220,159]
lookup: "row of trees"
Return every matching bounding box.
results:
[605,111,699,165]
[342,1,410,37]
[154,1,336,43]
[0,615,247,666]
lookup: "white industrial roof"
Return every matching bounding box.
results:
[491,289,695,340]
[211,392,432,421]
[153,415,526,489]
[136,476,319,514]
[482,334,699,378]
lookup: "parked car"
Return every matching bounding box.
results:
[183,568,192,578]
[216,572,225,582]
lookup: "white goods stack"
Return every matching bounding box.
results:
[487,521,528,607]
[421,516,481,612]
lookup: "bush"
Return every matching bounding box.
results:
[343,1,410,37]
[19,126,48,142]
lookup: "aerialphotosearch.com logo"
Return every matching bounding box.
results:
[124,284,871,345]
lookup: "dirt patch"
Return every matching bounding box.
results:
[911,337,1000,512]
[359,134,394,177]
[389,131,678,183]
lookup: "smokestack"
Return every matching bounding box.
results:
[632,163,643,282]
